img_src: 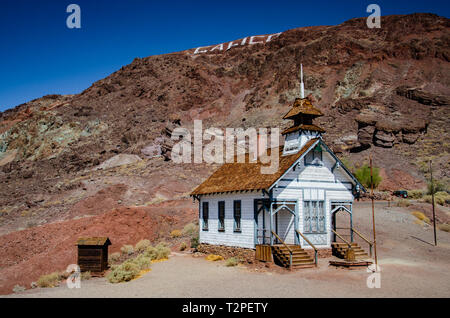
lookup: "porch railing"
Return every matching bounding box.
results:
[331,229,353,248]
[351,227,373,257]
[271,231,293,269]
[295,230,318,267]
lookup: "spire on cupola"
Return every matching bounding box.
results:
[282,65,325,155]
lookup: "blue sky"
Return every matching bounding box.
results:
[0,0,449,112]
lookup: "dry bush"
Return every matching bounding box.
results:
[422,192,450,206]
[205,254,224,261]
[143,243,171,260]
[408,189,425,199]
[170,229,182,238]
[411,211,430,224]
[120,244,134,255]
[81,271,91,281]
[37,272,62,288]
[182,223,198,236]
[438,224,450,232]
[135,239,151,252]
[13,285,26,293]
[225,257,239,267]
[109,252,121,263]
[396,199,410,207]
[107,261,140,283]
[179,242,187,251]
[132,254,152,270]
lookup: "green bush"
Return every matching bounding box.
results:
[135,239,151,253]
[422,192,450,206]
[132,254,152,270]
[354,164,382,189]
[37,272,62,288]
[182,223,198,236]
[191,234,199,249]
[120,244,134,255]
[107,261,140,283]
[225,257,239,267]
[407,190,425,199]
[143,243,171,260]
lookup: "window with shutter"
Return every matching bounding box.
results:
[233,200,241,232]
[218,201,225,232]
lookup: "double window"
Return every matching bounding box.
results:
[233,200,241,232]
[202,202,209,231]
[303,200,326,233]
[218,201,225,232]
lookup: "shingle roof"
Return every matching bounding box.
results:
[283,98,324,119]
[282,124,326,135]
[191,138,319,195]
[76,237,111,246]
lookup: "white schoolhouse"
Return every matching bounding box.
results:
[191,69,368,268]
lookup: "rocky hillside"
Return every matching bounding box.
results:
[0,13,449,293]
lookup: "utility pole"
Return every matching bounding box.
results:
[430,160,437,246]
[370,156,378,269]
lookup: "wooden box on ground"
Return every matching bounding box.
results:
[76,237,111,272]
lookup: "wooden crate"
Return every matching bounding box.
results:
[76,237,111,272]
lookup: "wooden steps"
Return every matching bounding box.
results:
[272,244,315,269]
[331,242,369,260]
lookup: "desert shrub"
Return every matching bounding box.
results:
[427,180,448,195]
[155,242,171,259]
[411,211,430,224]
[143,243,170,260]
[396,199,410,207]
[107,261,140,283]
[13,285,26,293]
[179,242,187,251]
[408,190,425,199]
[422,192,450,206]
[132,254,152,270]
[182,223,198,236]
[205,254,224,261]
[438,224,450,232]
[191,234,199,249]
[354,164,382,189]
[170,229,182,238]
[135,239,151,252]
[109,252,121,263]
[120,244,134,255]
[225,257,239,267]
[37,272,62,288]
[81,271,91,281]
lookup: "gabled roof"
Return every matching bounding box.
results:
[281,124,326,135]
[283,98,324,119]
[76,237,111,246]
[191,138,367,196]
[191,139,319,196]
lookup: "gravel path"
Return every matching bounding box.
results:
[5,201,450,298]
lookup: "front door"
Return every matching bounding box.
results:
[254,199,270,245]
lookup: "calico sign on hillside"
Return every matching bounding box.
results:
[192,32,282,54]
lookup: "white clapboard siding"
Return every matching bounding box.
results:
[199,192,264,249]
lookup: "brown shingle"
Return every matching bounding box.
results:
[283,98,324,119]
[191,138,319,195]
[282,124,326,135]
[75,237,111,246]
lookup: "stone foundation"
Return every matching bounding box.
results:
[196,244,255,263]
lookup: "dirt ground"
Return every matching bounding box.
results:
[4,201,450,298]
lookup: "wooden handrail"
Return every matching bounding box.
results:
[271,231,293,268]
[331,229,352,248]
[296,230,318,266]
[351,227,373,257]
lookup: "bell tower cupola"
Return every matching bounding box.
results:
[282,65,325,155]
